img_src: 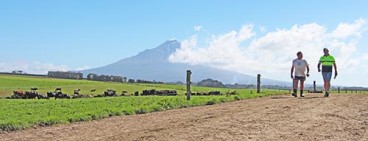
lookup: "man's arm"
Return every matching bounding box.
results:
[334,63,338,79]
[306,66,310,77]
[317,63,321,72]
[291,66,294,79]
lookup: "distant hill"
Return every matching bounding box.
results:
[82,40,289,85]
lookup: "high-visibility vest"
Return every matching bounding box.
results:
[319,55,335,66]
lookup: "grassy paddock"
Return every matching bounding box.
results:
[0,74,288,131]
[0,91,286,131]
[0,74,179,97]
[0,74,261,97]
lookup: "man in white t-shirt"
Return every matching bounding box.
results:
[290,51,310,97]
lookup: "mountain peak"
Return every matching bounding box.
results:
[166,39,180,43]
[137,40,180,58]
[157,40,180,50]
[166,39,179,43]
[112,40,181,64]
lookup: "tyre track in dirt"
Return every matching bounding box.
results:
[1,94,367,141]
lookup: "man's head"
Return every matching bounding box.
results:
[323,48,329,55]
[297,51,303,59]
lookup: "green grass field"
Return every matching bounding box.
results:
[0,74,261,97]
[0,74,185,97]
[0,74,288,131]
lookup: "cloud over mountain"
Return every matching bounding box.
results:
[169,19,368,86]
[82,40,287,85]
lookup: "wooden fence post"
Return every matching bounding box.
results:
[257,74,261,93]
[186,70,192,101]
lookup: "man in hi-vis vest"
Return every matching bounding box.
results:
[318,48,338,97]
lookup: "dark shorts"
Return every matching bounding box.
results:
[322,72,332,81]
[294,76,306,82]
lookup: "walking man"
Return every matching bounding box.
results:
[291,51,310,97]
[318,48,338,97]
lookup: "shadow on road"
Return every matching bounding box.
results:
[298,96,323,99]
[270,96,292,99]
[270,96,324,99]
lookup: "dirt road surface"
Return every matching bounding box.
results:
[1,94,367,141]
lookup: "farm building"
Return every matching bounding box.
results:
[48,71,83,80]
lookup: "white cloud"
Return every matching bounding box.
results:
[170,19,368,84]
[244,23,327,74]
[0,61,88,74]
[259,26,267,33]
[194,25,202,31]
[362,53,368,61]
[331,18,367,38]
[359,53,368,70]
[169,24,254,67]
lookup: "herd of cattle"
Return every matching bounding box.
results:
[8,88,77,99]
[6,88,237,99]
[141,89,178,96]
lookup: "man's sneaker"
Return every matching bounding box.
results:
[324,91,329,97]
[300,93,305,97]
[292,93,297,97]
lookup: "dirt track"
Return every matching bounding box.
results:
[1,93,367,141]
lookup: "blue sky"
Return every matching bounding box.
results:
[1,0,368,86]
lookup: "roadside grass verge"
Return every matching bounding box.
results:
[0,90,287,132]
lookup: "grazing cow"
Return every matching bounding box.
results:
[11,90,24,99]
[47,88,70,99]
[104,89,117,97]
[209,91,221,95]
[47,91,56,98]
[226,91,238,95]
[55,93,70,99]
[166,90,177,96]
[24,91,37,99]
[121,91,128,96]
[134,91,139,96]
[37,94,48,99]
[74,89,80,94]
